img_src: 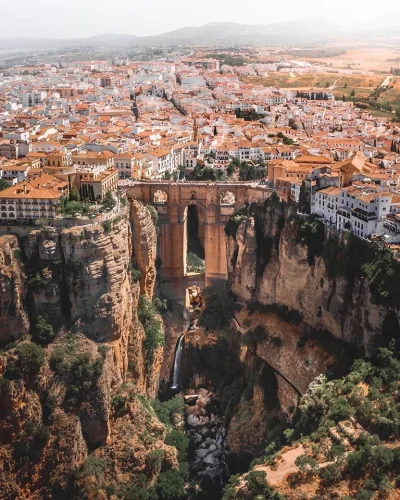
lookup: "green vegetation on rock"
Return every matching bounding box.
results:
[138,295,164,373]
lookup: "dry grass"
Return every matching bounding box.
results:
[282,46,400,73]
[239,73,382,92]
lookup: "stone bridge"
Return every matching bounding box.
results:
[126,181,272,301]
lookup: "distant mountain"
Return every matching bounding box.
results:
[0,33,139,50]
[136,16,344,46]
[0,15,398,51]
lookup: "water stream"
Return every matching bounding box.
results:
[171,334,185,389]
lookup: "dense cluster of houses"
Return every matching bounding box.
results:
[0,56,400,242]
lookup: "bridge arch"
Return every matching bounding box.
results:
[182,202,206,277]
[127,181,272,301]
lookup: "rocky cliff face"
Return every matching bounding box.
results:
[227,201,390,354]
[0,205,174,499]
[0,235,29,342]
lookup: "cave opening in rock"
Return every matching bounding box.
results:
[184,204,205,275]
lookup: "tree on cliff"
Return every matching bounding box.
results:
[298,181,310,213]
[32,316,55,345]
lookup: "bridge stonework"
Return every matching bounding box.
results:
[127,182,271,300]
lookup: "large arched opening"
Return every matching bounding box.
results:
[183,203,205,277]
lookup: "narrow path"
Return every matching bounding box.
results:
[380,76,391,88]
[254,445,305,486]
[329,77,342,90]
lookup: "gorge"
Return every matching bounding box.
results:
[0,190,399,499]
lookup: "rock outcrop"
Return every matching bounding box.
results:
[130,199,157,298]
[227,201,391,354]
[0,235,29,342]
[0,206,170,498]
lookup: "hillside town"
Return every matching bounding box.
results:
[1,56,400,242]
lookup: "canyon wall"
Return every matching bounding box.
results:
[0,205,175,499]
[227,201,392,354]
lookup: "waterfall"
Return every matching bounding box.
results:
[171,335,185,389]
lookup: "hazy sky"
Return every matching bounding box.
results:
[0,0,397,38]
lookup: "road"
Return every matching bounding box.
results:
[380,76,392,88]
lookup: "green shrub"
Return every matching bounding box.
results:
[102,220,112,233]
[13,249,21,261]
[50,349,103,408]
[164,430,188,462]
[245,470,283,498]
[146,448,165,475]
[356,489,374,500]
[146,205,159,225]
[123,485,153,499]
[32,316,55,345]
[131,269,141,282]
[102,191,116,210]
[295,454,318,472]
[50,347,68,375]
[80,455,108,480]
[246,470,268,493]
[138,295,164,373]
[5,342,45,380]
[155,470,186,500]
[111,395,127,417]
[28,272,46,289]
[319,463,341,485]
[329,396,352,422]
[33,425,50,446]
[151,396,185,426]
[225,207,249,237]
[222,474,241,500]
[152,296,168,312]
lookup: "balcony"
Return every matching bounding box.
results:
[352,207,377,223]
[338,208,350,219]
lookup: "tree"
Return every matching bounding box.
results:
[295,455,318,475]
[155,470,186,500]
[178,164,186,178]
[165,430,189,462]
[102,191,116,210]
[329,396,352,422]
[319,463,341,485]
[299,181,309,213]
[5,342,45,380]
[32,315,55,345]
[350,89,356,97]
[0,179,9,191]
[227,162,236,177]
[69,187,81,201]
[63,200,84,217]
